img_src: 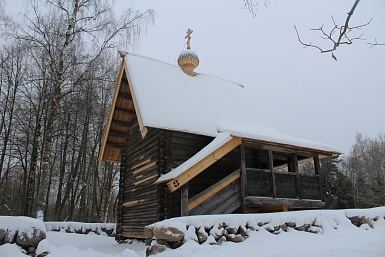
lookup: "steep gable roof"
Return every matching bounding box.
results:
[99,53,341,162]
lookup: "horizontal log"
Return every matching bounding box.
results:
[108,130,128,138]
[115,107,135,115]
[111,120,131,128]
[117,92,133,101]
[244,196,325,209]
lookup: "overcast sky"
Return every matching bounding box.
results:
[5,0,385,154]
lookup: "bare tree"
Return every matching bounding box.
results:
[11,0,154,220]
[294,0,372,60]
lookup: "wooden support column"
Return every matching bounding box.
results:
[181,183,189,216]
[240,144,247,200]
[268,150,276,198]
[313,155,324,200]
[293,154,301,199]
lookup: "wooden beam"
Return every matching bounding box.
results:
[244,196,325,209]
[181,184,189,216]
[117,91,132,101]
[106,142,125,149]
[314,155,324,200]
[114,107,135,115]
[240,145,247,200]
[268,150,276,198]
[243,140,340,157]
[111,120,131,128]
[293,154,302,199]
[108,130,128,138]
[166,137,242,192]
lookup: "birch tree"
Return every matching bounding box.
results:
[12,0,154,219]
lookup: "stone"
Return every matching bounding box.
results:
[217,236,227,245]
[196,227,208,244]
[227,227,238,234]
[4,229,17,244]
[0,228,6,241]
[171,240,184,249]
[210,226,225,240]
[257,221,268,227]
[27,246,36,254]
[307,226,323,234]
[248,225,256,231]
[239,226,248,236]
[16,228,46,247]
[286,222,296,227]
[144,226,154,239]
[149,244,166,255]
[226,234,244,243]
[295,224,310,231]
[206,235,217,245]
[348,216,361,227]
[153,226,185,242]
[364,218,373,228]
[280,224,287,232]
[264,226,275,233]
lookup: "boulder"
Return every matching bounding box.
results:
[196,227,208,244]
[153,225,185,242]
[16,228,46,247]
[227,234,244,243]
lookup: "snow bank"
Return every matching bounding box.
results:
[145,207,385,255]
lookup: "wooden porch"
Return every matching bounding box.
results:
[181,140,326,215]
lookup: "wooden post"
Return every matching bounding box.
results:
[268,150,276,198]
[293,154,301,199]
[181,183,189,216]
[240,144,247,200]
[313,155,324,200]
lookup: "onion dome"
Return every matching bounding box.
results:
[178,28,199,76]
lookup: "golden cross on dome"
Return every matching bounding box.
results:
[185,28,193,49]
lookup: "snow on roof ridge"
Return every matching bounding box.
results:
[126,52,244,89]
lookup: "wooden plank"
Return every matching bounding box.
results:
[165,137,242,192]
[293,154,301,199]
[243,140,340,157]
[268,150,277,198]
[181,184,189,216]
[240,145,247,200]
[132,161,156,175]
[108,130,128,138]
[111,120,131,128]
[106,142,125,148]
[133,174,158,186]
[188,169,240,211]
[115,107,135,115]
[314,155,324,200]
[117,91,132,101]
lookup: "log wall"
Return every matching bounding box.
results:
[119,120,162,239]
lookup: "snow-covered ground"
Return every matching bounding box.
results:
[1,208,385,257]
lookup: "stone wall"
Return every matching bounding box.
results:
[144,207,385,255]
[0,216,46,255]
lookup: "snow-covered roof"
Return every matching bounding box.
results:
[124,53,341,154]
